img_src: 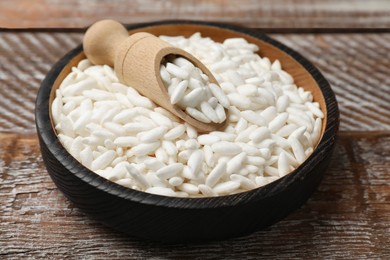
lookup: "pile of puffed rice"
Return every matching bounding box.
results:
[51,33,323,197]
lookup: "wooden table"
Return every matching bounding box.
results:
[1,1,389,258]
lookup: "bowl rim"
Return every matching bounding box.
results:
[35,20,339,209]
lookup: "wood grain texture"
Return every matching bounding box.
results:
[0,25,389,257]
[1,133,389,258]
[1,0,390,29]
[0,31,388,133]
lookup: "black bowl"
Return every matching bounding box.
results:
[35,20,339,243]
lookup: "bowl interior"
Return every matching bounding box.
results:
[49,24,327,142]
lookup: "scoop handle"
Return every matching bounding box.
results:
[83,19,129,66]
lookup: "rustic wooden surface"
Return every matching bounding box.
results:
[1,0,390,29]
[1,2,390,257]
[1,132,389,258]
[1,30,389,259]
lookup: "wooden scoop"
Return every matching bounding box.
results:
[83,19,227,132]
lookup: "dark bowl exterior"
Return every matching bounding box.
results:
[35,20,339,243]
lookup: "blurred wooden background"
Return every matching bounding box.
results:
[0,0,389,259]
[1,0,389,29]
